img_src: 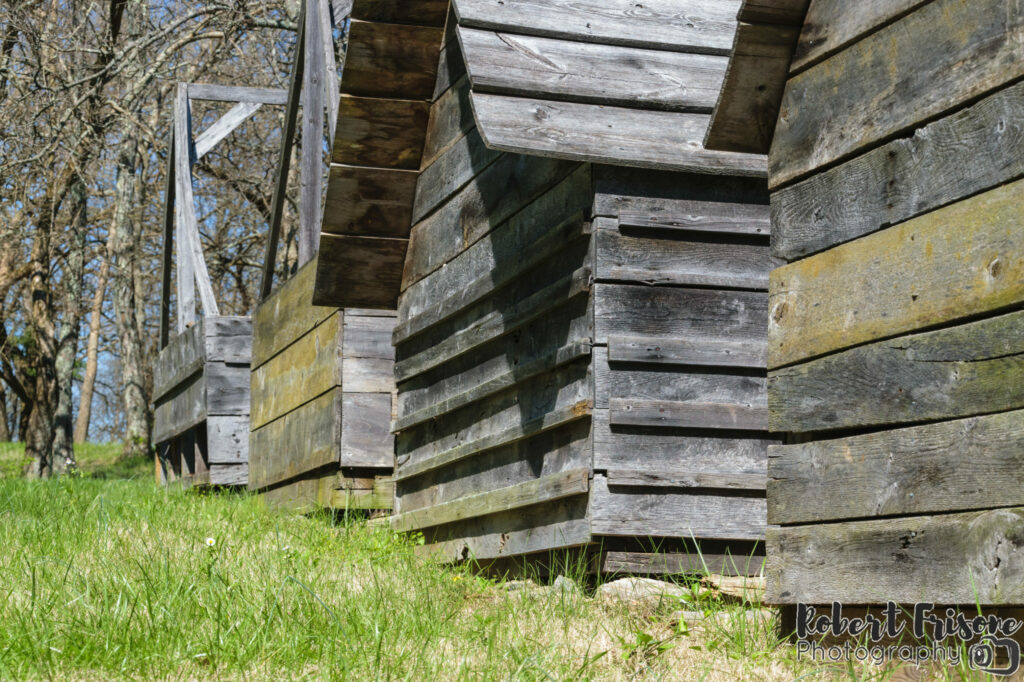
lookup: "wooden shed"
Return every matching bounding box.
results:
[153,316,252,487]
[706,0,1024,605]
[313,0,777,573]
[247,257,396,512]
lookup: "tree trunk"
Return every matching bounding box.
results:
[107,143,151,460]
[0,389,9,442]
[74,250,108,443]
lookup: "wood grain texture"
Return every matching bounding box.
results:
[203,317,252,363]
[343,313,396,360]
[458,27,728,112]
[607,470,767,491]
[193,101,262,159]
[249,314,342,430]
[413,127,502,224]
[341,392,395,468]
[791,0,929,73]
[768,408,1024,526]
[392,467,589,532]
[251,257,337,369]
[594,224,779,289]
[608,335,767,369]
[737,0,809,25]
[332,95,430,170]
[472,93,767,177]
[768,180,1024,368]
[704,21,799,154]
[769,0,1024,188]
[313,234,407,308]
[206,416,249,464]
[453,0,741,55]
[341,20,444,100]
[611,399,769,431]
[771,81,1024,260]
[153,323,204,402]
[205,363,250,415]
[590,475,765,541]
[248,388,342,490]
[401,152,578,291]
[208,463,248,487]
[186,83,288,104]
[350,0,448,26]
[421,76,474,170]
[595,283,768,345]
[766,507,1024,605]
[599,550,764,576]
[322,164,418,238]
[769,309,1024,433]
[153,374,206,444]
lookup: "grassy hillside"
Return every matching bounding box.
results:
[0,472,982,680]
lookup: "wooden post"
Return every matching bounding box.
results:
[160,128,176,348]
[299,0,325,267]
[174,85,196,332]
[260,0,307,300]
[319,0,340,142]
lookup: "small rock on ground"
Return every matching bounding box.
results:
[702,575,765,602]
[596,577,690,605]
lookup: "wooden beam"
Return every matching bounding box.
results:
[159,128,175,348]
[610,399,769,431]
[186,83,288,104]
[299,0,326,266]
[260,0,306,301]
[173,84,196,331]
[606,470,767,491]
[608,335,768,369]
[193,101,262,159]
[318,0,340,142]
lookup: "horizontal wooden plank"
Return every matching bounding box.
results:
[393,340,592,432]
[322,164,418,238]
[421,76,474,171]
[398,163,591,329]
[769,309,1024,433]
[391,467,589,532]
[341,20,444,100]
[594,224,778,289]
[766,507,1024,604]
[332,95,430,170]
[453,0,741,55]
[433,24,466,100]
[249,314,342,430]
[737,0,809,25]
[592,407,773,474]
[202,316,252,364]
[610,399,769,431]
[769,0,1024,188]
[248,388,341,490]
[394,399,591,481]
[341,392,394,469]
[350,0,448,26]
[401,153,580,291]
[608,334,766,369]
[768,179,1024,368]
[768,408,1024,526]
[617,202,770,236]
[205,362,250,416]
[342,357,395,394]
[703,21,799,155]
[313,234,407,308]
[413,127,503,224]
[252,257,337,369]
[208,463,248,487]
[153,323,204,402]
[472,93,767,177]
[595,283,768,345]
[259,470,394,512]
[590,474,765,540]
[458,27,728,112]
[343,313,396,360]
[771,81,1024,260]
[187,83,287,104]
[606,470,767,491]
[206,416,249,464]
[395,266,591,383]
[598,550,764,577]
[153,374,205,444]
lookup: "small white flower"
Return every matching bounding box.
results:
[205,537,216,548]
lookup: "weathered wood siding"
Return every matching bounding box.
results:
[153,316,252,486]
[764,0,1024,605]
[248,256,396,510]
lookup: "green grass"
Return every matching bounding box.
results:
[0,442,151,479]
[0,474,997,680]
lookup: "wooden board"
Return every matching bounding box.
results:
[598,550,764,577]
[769,0,1024,188]
[153,323,204,402]
[205,362,250,415]
[332,96,430,170]
[768,408,1024,526]
[206,415,249,464]
[208,463,248,487]
[703,21,799,154]
[453,0,741,56]
[322,164,419,239]
[768,180,1024,368]
[608,334,767,369]
[471,93,767,177]
[594,223,778,289]
[610,399,768,431]
[766,507,1024,605]
[771,81,1024,260]
[202,318,252,364]
[341,21,444,100]
[421,76,475,171]
[590,475,765,541]
[458,27,728,112]
[251,257,337,369]
[260,469,394,512]
[313,234,408,308]
[791,0,930,73]
[248,388,342,490]
[594,283,768,345]
[350,0,448,26]
[413,127,503,224]
[153,374,206,444]
[769,309,1024,433]
[342,313,396,360]
[341,392,394,469]
[249,314,343,430]
[737,0,809,25]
